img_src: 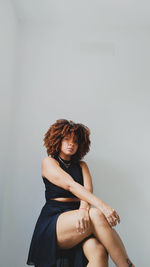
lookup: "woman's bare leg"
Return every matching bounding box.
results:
[56,207,134,266]
[89,208,135,267]
[56,209,93,249]
[82,236,108,267]
[56,209,108,266]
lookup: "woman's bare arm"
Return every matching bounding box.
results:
[42,157,74,190]
[41,156,106,212]
[79,161,93,210]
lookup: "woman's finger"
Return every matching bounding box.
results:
[115,212,120,223]
[109,216,114,224]
[112,216,119,226]
[76,219,80,233]
[84,217,88,230]
[87,218,90,229]
[112,210,120,223]
[80,219,85,233]
[82,217,89,233]
[112,218,117,227]
[109,216,117,227]
[113,216,119,224]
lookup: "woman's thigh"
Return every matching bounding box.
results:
[56,208,93,250]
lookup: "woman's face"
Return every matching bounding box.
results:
[60,133,78,156]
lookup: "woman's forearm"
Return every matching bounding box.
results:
[79,200,91,210]
[69,181,106,212]
[79,187,93,210]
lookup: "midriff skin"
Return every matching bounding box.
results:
[50,197,80,202]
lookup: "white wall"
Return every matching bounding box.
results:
[1,2,150,267]
[0,0,20,262]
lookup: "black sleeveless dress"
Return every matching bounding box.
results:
[26,155,92,267]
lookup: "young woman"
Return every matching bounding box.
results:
[27,119,135,267]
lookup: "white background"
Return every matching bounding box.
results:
[1,0,150,266]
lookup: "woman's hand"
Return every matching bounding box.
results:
[101,204,120,228]
[76,208,90,234]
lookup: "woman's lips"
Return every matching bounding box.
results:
[67,148,73,151]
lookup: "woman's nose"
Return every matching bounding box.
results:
[69,140,74,145]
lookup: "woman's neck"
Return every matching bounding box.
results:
[58,153,71,161]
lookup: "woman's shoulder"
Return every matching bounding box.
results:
[42,155,60,167]
[41,155,60,179]
[79,160,87,168]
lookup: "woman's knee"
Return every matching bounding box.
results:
[89,208,107,226]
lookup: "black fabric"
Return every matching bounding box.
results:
[26,155,92,266]
[26,199,90,267]
[42,155,84,201]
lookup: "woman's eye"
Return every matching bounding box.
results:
[64,137,78,143]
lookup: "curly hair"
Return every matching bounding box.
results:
[43,119,91,163]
